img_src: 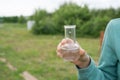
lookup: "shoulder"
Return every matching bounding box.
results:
[104,18,120,36]
[107,18,120,30]
[110,18,120,26]
[111,18,120,22]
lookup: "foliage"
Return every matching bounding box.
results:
[32,17,56,35]
[0,16,19,23]
[0,15,27,23]
[52,3,91,34]
[18,15,27,23]
[30,9,56,35]
[30,3,120,37]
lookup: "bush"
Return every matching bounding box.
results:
[31,18,56,35]
[30,3,120,37]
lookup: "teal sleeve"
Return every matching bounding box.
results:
[77,20,118,80]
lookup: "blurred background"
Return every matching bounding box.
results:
[0,0,120,80]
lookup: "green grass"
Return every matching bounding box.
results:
[0,61,23,80]
[0,23,100,80]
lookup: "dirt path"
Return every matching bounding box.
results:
[0,57,38,80]
[21,71,38,80]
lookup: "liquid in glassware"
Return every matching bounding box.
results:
[61,25,80,61]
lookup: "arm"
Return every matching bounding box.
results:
[77,20,118,80]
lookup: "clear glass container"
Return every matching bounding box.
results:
[61,25,80,61]
[64,25,76,42]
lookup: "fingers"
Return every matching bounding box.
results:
[57,38,74,50]
[59,38,74,46]
[57,39,66,49]
[57,51,63,58]
[56,38,81,61]
[56,39,65,58]
[66,38,74,44]
[56,39,89,67]
[79,48,86,56]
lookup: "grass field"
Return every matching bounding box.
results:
[0,23,100,80]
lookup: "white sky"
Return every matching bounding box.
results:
[0,0,120,16]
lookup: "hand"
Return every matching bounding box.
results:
[56,39,90,68]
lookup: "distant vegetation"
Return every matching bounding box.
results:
[30,3,120,37]
[0,15,27,23]
[1,3,120,37]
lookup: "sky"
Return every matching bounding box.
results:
[0,0,120,16]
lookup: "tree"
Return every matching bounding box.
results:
[30,2,120,37]
[52,3,91,34]
[18,15,26,23]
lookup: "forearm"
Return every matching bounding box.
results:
[77,58,105,80]
[77,58,117,80]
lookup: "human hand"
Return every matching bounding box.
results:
[56,38,90,68]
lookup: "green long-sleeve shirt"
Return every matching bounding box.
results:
[78,18,120,80]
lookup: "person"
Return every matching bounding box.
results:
[56,18,120,80]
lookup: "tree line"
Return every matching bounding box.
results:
[1,3,120,37]
[0,15,26,23]
[30,3,120,37]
